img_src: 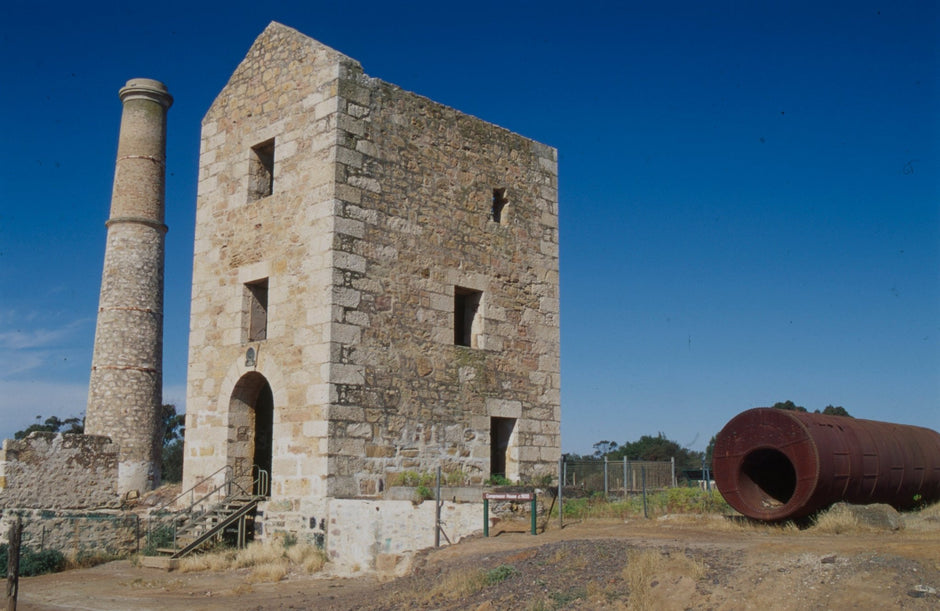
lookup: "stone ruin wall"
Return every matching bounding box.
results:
[0,433,119,510]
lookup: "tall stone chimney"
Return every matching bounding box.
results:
[86,78,172,495]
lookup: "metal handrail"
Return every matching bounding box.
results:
[151,464,234,517]
[252,464,270,497]
[143,466,270,556]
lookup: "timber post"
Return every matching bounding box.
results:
[5,516,22,611]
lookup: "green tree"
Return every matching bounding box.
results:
[608,433,704,471]
[704,435,717,468]
[771,400,806,412]
[592,440,619,458]
[819,405,852,417]
[160,404,186,483]
[14,415,84,439]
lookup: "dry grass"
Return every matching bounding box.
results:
[245,558,290,583]
[178,538,328,582]
[286,542,328,572]
[917,500,940,519]
[64,550,123,570]
[623,549,705,611]
[810,504,865,534]
[424,568,487,601]
[424,564,518,603]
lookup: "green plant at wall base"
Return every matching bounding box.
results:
[445,470,469,486]
[415,485,435,501]
[485,474,512,486]
[390,470,435,487]
[143,523,176,555]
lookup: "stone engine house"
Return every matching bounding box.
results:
[182,23,560,549]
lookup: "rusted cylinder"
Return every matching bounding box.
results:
[713,408,940,521]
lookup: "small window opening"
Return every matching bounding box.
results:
[246,279,269,341]
[248,139,275,201]
[490,417,516,479]
[454,287,482,347]
[491,188,508,223]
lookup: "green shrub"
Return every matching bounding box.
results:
[0,545,67,577]
[483,564,518,585]
[143,523,176,555]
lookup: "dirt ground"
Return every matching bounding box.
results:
[15,512,940,610]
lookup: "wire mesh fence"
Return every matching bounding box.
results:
[562,458,676,496]
[0,510,140,557]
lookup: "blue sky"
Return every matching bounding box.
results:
[0,1,937,453]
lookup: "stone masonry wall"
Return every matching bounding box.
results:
[182,24,358,511]
[183,23,560,518]
[325,56,561,496]
[0,433,118,509]
[0,510,138,557]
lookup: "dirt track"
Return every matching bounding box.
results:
[17,514,940,610]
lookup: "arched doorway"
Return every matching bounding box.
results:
[228,372,273,496]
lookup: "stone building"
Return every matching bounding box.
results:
[182,22,560,564]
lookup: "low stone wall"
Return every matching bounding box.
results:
[0,509,139,556]
[325,499,483,575]
[256,496,485,576]
[0,433,119,509]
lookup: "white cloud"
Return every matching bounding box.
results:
[0,316,92,380]
[0,327,76,350]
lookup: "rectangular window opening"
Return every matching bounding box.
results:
[454,287,483,347]
[490,417,516,479]
[491,188,508,224]
[248,139,275,201]
[245,278,269,341]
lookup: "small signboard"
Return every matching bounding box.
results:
[483,492,535,502]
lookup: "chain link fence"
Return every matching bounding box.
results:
[562,458,676,496]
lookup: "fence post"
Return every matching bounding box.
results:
[434,466,441,548]
[622,460,628,498]
[603,456,609,497]
[483,498,489,537]
[671,457,676,488]
[641,467,648,519]
[530,496,537,536]
[6,516,22,611]
[557,456,564,530]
